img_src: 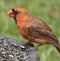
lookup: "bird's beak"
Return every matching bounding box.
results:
[8,10,14,18]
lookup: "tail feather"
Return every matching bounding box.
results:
[50,40,60,53]
[55,42,60,53]
[55,46,60,53]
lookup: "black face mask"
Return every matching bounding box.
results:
[12,9,20,23]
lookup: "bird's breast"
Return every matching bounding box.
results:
[16,21,29,39]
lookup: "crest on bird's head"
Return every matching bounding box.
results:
[8,7,29,18]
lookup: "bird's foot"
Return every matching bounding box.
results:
[26,47,38,51]
[20,42,41,51]
[21,42,34,48]
[21,42,38,51]
[28,44,41,51]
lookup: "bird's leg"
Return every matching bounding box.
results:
[20,41,35,51]
[25,42,38,51]
[23,41,35,49]
[22,42,42,51]
[30,44,42,50]
[25,42,42,51]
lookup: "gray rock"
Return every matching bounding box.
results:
[0,35,40,61]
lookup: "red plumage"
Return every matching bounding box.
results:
[8,7,60,53]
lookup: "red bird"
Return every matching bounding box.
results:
[8,7,60,53]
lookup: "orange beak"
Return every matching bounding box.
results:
[8,10,14,18]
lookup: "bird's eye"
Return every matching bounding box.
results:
[12,9,15,12]
[12,8,20,15]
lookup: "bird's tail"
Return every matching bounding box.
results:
[55,42,60,53]
[50,40,60,53]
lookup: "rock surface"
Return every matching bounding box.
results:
[0,35,40,61]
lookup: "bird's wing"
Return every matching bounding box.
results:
[26,17,58,42]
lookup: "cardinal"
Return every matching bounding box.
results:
[8,7,60,53]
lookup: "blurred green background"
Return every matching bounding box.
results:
[0,0,60,61]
